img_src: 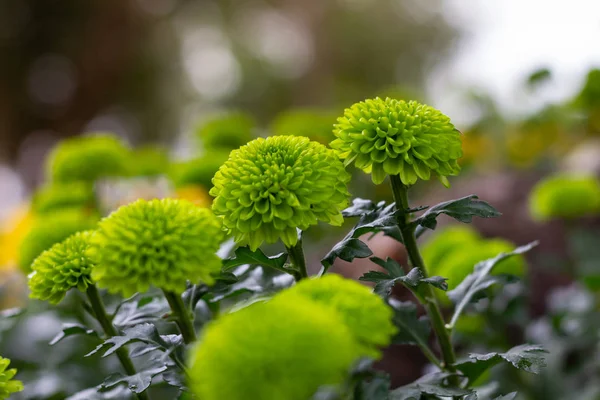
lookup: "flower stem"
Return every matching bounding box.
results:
[389,175,457,374]
[163,290,197,344]
[86,285,150,400]
[287,238,309,281]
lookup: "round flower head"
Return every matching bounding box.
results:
[29,231,95,304]
[276,274,397,357]
[47,133,131,183]
[0,356,23,399]
[32,182,96,215]
[188,299,360,400]
[210,136,351,250]
[89,199,224,297]
[529,174,600,221]
[18,209,99,273]
[331,97,462,186]
[196,112,255,151]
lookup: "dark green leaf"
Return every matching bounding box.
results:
[412,195,501,231]
[448,242,538,329]
[527,68,551,87]
[456,344,548,385]
[66,385,133,400]
[101,365,168,394]
[494,393,517,400]
[113,296,170,329]
[50,323,98,345]
[354,375,390,400]
[86,323,180,358]
[321,238,373,273]
[389,300,430,347]
[208,266,294,303]
[390,372,472,400]
[222,246,288,272]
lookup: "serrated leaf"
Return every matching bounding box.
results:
[390,372,472,400]
[360,257,447,298]
[113,296,170,329]
[412,195,501,231]
[321,238,373,273]
[49,323,98,345]
[101,365,168,394]
[494,393,518,400]
[65,385,133,400]
[448,242,538,329]
[456,344,548,385]
[354,375,390,400]
[86,323,180,358]
[222,246,288,272]
[208,266,294,303]
[389,300,431,347]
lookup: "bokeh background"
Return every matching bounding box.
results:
[1,0,600,399]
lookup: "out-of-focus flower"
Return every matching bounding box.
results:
[529,174,600,221]
[0,356,23,399]
[31,182,96,215]
[276,274,396,357]
[0,205,34,271]
[47,133,131,183]
[423,225,525,291]
[175,185,212,208]
[89,199,224,297]
[270,109,336,144]
[211,136,350,250]
[18,209,98,273]
[169,151,229,190]
[129,146,170,177]
[188,299,360,400]
[331,97,462,186]
[196,112,255,151]
[29,231,94,304]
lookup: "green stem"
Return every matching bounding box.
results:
[86,285,150,400]
[390,176,457,374]
[287,238,309,281]
[163,290,197,344]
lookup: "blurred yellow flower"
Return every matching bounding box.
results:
[0,205,34,272]
[175,184,212,208]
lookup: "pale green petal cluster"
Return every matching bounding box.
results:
[188,299,360,400]
[0,357,23,399]
[529,174,600,221]
[277,274,396,357]
[331,97,462,186]
[29,231,95,304]
[211,136,351,250]
[196,112,255,151]
[423,225,525,292]
[47,133,131,182]
[32,182,96,215]
[19,209,99,273]
[89,199,224,297]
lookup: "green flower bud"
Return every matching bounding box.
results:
[210,136,351,250]
[32,182,96,215]
[270,109,336,144]
[89,199,224,297]
[0,357,23,399]
[196,112,255,151]
[529,174,600,221]
[47,133,131,183]
[28,231,95,304]
[188,299,360,400]
[423,226,525,292]
[18,209,99,273]
[276,274,397,357]
[331,97,462,186]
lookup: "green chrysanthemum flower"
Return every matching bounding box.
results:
[331,97,462,186]
[89,199,224,297]
[196,112,255,151]
[47,133,131,182]
[32,182,96,215]
[0,357,23,399]
[276,274,396,357]
[29,231,95,304]
[130,146,170,177]
[188,299,360,400]
[529,174,600,221]
[19,209,99,273]
[211,136,351,250]
[270,109,336,144]
[170,151,230,190]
